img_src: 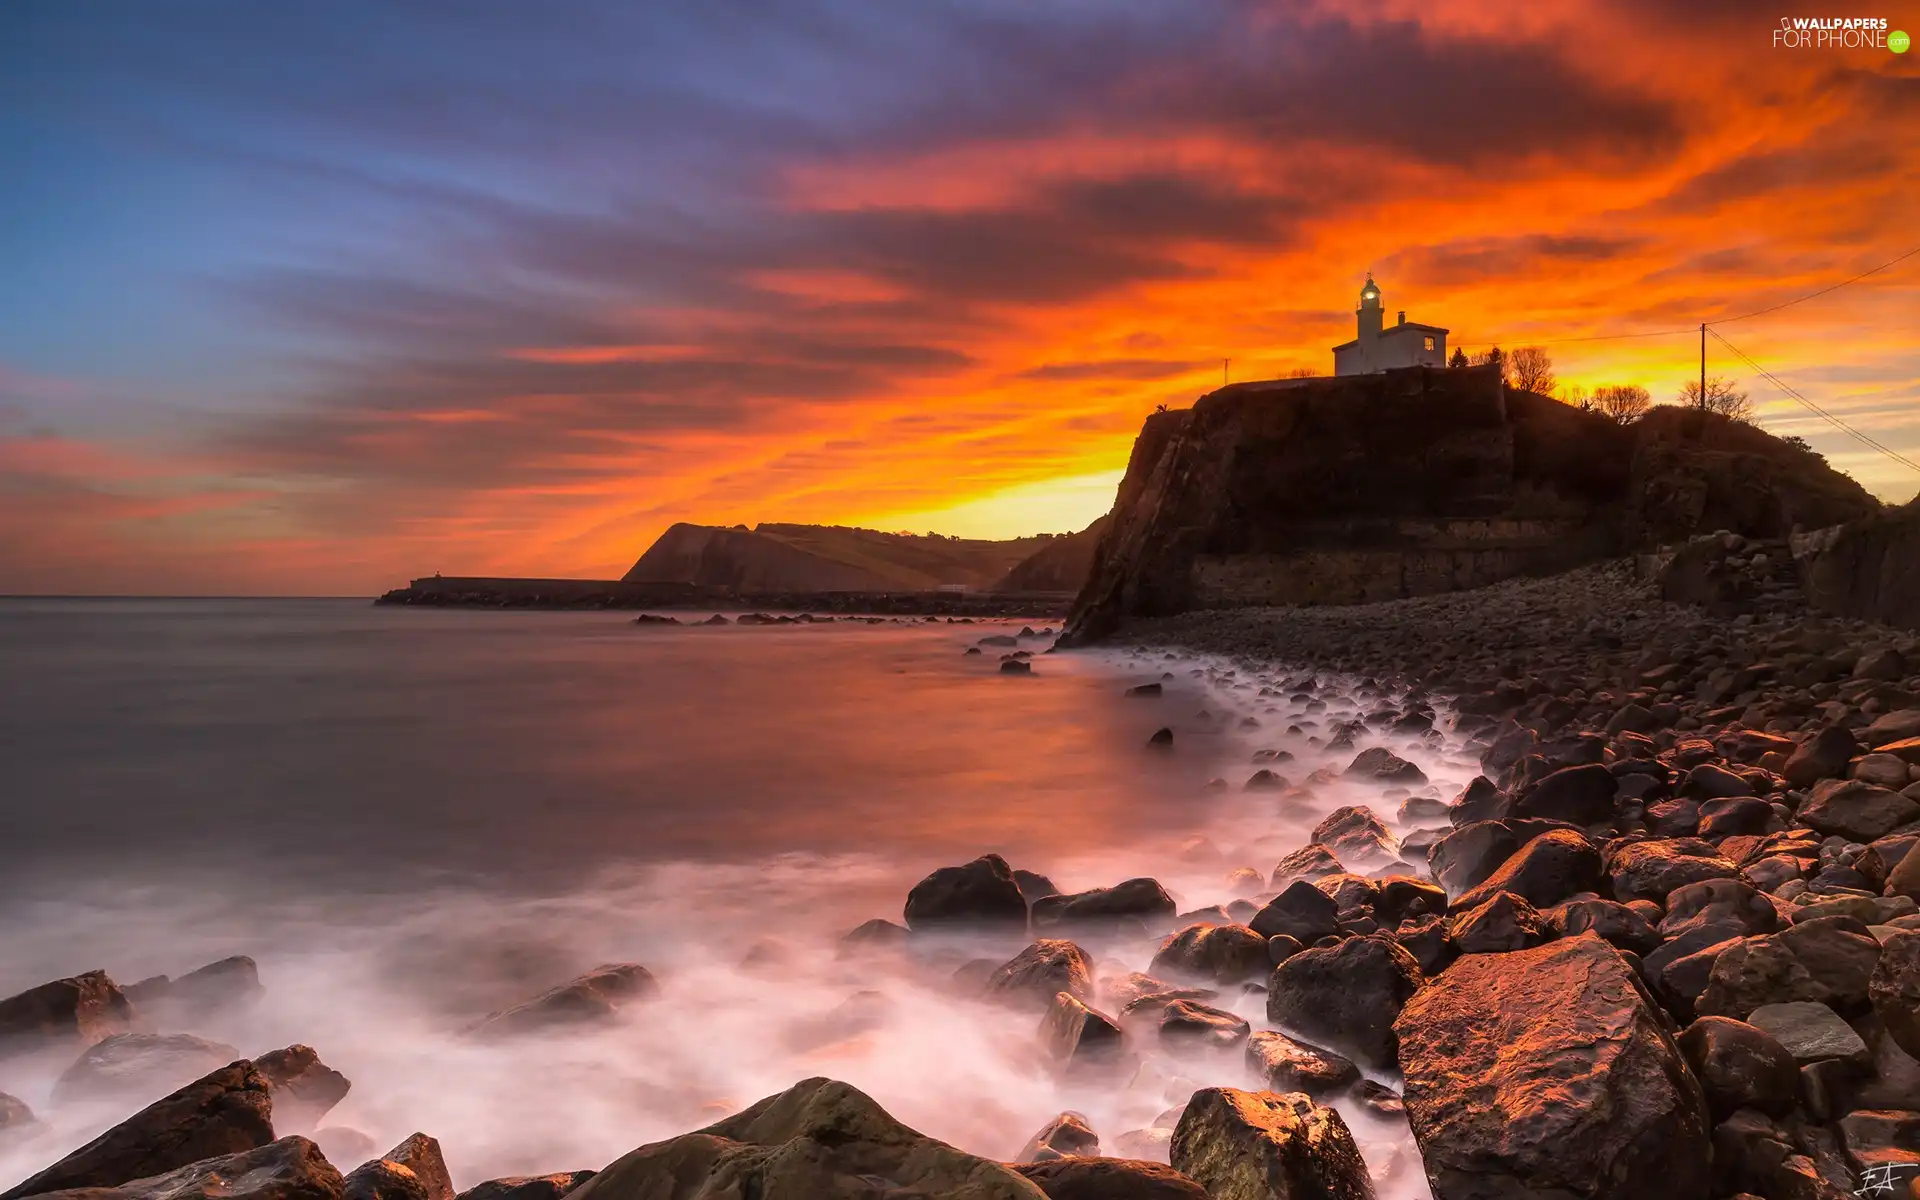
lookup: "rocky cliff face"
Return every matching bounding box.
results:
[991,517,1107,593]
[624,523,1052,593]
[1061,365,1878,644]
[1797,497,1920,630]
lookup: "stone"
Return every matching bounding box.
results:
[1156,1000,1250,1052]
[1149,924,1270,985]
[1835,1108,1920,1181]
[1393,934,1712,1200]
[1370,876,1446,926]
[453,1174,596,1200]
[1698,935,1835,1021]
[1685,762,1756,800]
[983,940,1094,1010]
[1168,1088,1373,1200]
[0,1063,275,1200]
[344,1134,454,1200]
[1451,828,1603,911]
[1447,891,1546,955]
[1799,779,1920,842]
[1776,916,1882,1008]
[1866,710,1920,745]
[1784,725,1861,788]
[132,957,266,1024]
[563,1077,1044,1200]
[467,964,657,1037]
[1270,844,1343,888]
[903,853,1029,932]
[1709,1110,1845,1200]
[1509,763,1617,826]
[837,918,910,956]
[1012,1158,1208,1200]
[1857,753,1916,789]
[0,970,135,1065]
[1699,796,1775,840]
[313,1129,377,1169]
[24,1136,346,1200]
[1659,878,1783,946]
[1544,898,1662,955]
[1,1091,34,1137]
[1014,1112,1100,1163]
[1040,992,1128,1074]
[253,1046,352,1134]
[1309,806,1399,867]
[1677,1016,1800,1118]
[1032,879,1176,934]
[1266,935,1422,1071]
[52,1033,243,1108]
[1243,1031,1360,1096]
[1426,822,1518,898]
[1870,930,1920,1060]
[1014,870,1061,903]
[1745,1001,1871,1069]
[1606,838,1742,904]
[1344,747,1427,785]
[1247,881,1338,945]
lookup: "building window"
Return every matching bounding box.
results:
[1423,336,1435,351]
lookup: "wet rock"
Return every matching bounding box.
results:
[130,957,266,1025]
[1266,935,1422,1071]
[1156,1000,1250,1052]
[1393,934,1712,1200]
[1451,828,1603,911]
[1606,838,1742,905]
[1391,913,1454,975]
[1427,822,1518,898]
[1446,891,1546,955]
[468,964,658,1037]
[1032,879,1176,935]
[1745,1001,1871,1069]
[27,1136,346,1200]
[1835,1108,1920,1182]
[0,1062,275,1200]
[1244,1031,1360,1096]
[0,1092,34,1137]
[903,853,1029,933]
[1014,870,1061,904]
[1677,1016,1800,1118]
[53,1033,243,1108]
[1344,747,1427,785]
[1870,930,1920,1060]
[1269,844,1343,889]
[1148,727,1174,748]
[1168,1088,1373,1200]
[1699,796,1775,840]
[1125,682,1164,697]
[1149,924,1270,986]
[984,940,1094,1010]
[1000,659,1033,674]
[1370,876,1446,927]
[1040,992,1128,1075]
[1015,1112,1100,1163]
[1012,1157,1208,1200]
[1709,1109,1845,1200]
[565,1077,1043,1200]
[1784,725,1861,788]
[1248,881,1338,945]
[1684,763,1755,800]
[0,970,135,1066]
[253,1046,351,1134]
[453,1173,596,1200]
[1798,779,1920,842]
[1509,763,1616,826]
[1855,753,1914,789]
[1544,898,1662,955]
[1309,806,1398,867]
[837,918,910,956]
[1660,878,1784,947]
[343,1134,454,1200]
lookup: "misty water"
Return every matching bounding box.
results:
[0,600,1459,1197]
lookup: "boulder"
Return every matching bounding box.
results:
[467,964,657,1037]
[52,1034,243,1108]
[1248,882,1338,945]
[904,854,1029,932]
[1243,1031,1360,1096]
[1266,935,1422,1071]
[1835,1108,1920,1182]
[1452,829,1603,911]
[1393,934,1712,1200]
[129,957,265,1024]
[453,1174,595,1200]
[562,1077,1045,1200]
[1855,753,1914,789]
[1798,779,1920,842]
[343,1134,454,1200]
[1344,747,1426,785]
[1370,877,1446,927]
[1014,1112,1099,1163]
[1784,726,1861,788]
[1684,763,1755,800]
[1156,1000,1250,1052]
[0,1062,275,1200]
[23,1136,345,1200]
[1698,796,1775,840]
[1606,839,1742,905]
[837,918,910,957]
[0,971,135,1065]
[252,1046,352,1134]
[1745,1001,1871,1069]
[1697,918,1882,1020]
[1040,992,1127,1075]
[1510,763,1617,826]
[1,1091,34,1137]
[1149,925,1269,986]
[1676,1016,1800,1118]
[1032,879,1175,934]
[1427,822,1518,898]
[1544,898,1661,955]
[1012,1158,1207,1200]
[1708,1109,1848,1200]
[1870,930,1920,1060]
[983,941,1094,1010]
[1014,870,1061,903]
[1270,845,1343,889]
[1168,1088,1373,1200]
[1309,806,1398,867]
[1447,891,1546,955]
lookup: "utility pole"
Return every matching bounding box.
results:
[1223,358,1230,387]
[1699,323,1707,410]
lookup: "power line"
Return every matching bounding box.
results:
[1713,243,1920,325]
[1708,327,1920,476]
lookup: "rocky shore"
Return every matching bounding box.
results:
[10,548,1920,1199]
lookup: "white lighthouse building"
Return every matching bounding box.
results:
[1331,274,1448,375]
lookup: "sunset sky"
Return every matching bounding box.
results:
[3,1,1917,595]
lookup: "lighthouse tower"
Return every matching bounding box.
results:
[1332,274,1449,375]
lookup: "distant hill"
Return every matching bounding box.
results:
[622,523,1071,592]
[991,516,1107,592]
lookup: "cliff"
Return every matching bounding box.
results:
[990,517,1107,593]
[1061,364,1879,644]
[1796,495,1920,630]
[623,523,1058,593]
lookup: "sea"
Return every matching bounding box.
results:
[0,598,1451,1197]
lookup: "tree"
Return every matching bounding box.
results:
[1561,384,1592,413]
[1508,346,1556,396]
[1283,367,1318,379]
[1676,375,1754,422]
[1472,346,1506,379]
[1448,346,1469,368]
[1781,435,1814,452]
[1592,384,1652,425]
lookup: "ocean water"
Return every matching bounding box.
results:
[0,599,1456,1197]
